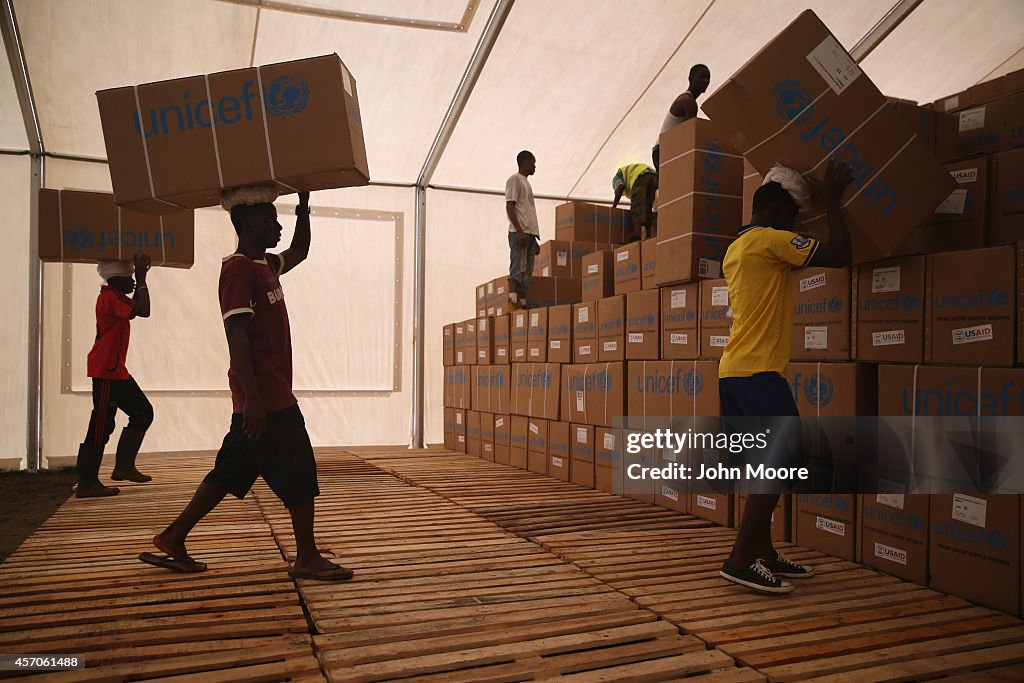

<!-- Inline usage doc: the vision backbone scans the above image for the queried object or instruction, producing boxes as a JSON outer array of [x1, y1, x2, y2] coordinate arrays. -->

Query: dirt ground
[[0, 468, 77, 562]]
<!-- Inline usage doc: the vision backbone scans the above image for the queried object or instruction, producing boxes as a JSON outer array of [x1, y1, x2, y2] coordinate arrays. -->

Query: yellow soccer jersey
[[719, 226, 819, 378]]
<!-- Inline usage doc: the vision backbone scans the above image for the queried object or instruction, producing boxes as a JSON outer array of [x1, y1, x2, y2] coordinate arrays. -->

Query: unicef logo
[[263, 76, 310, 118], [836, 497, 850, 513], [828, 297, 842, 313], [63, 228, 94, 252], [771, 80, 813, 124], [805, 376, 833, 407], [595, 370, 610, 391], [988, 289, 1009, 306], [540, 371, 552, 389], [988, 530, 1007, 550], [701, 144, 723, 174], [907, 513, 924, 530], [686, 310, 696, 321], [646, 314, 655, 325], [903, 294, 919, 310], [684, 370, 703, 396]]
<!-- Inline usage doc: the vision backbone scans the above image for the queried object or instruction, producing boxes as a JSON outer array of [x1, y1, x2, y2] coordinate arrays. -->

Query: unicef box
[[38, 189, 194, 268], [97, 54, 368, 214], [702, 10, 954, 263]]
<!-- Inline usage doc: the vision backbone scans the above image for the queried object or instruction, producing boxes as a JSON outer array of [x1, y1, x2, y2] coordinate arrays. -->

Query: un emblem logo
[[771, 80, 812, 124], [828, 297, 842, 313], [63, 228, 94, 252], [263, 76, 310, 118], [806, 376, 833, 407], [907, 513, 924, 530], [684, 370, 703, 396], [988, 530, 1007, 551], [836, 496, 850, 513], [903, 294, 919, 310]]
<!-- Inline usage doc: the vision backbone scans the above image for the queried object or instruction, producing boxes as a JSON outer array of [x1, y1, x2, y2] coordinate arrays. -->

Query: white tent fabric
[[1, 0, 1022, 468]]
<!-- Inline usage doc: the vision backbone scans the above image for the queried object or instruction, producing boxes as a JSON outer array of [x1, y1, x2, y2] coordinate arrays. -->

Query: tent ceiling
[[5, 0, 1023, 194]]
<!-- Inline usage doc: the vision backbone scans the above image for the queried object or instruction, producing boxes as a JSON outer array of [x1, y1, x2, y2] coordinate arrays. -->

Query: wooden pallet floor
[[0, 452, 323, 682], [252, 450, 756, 682], [355, 448, 1024, 682]]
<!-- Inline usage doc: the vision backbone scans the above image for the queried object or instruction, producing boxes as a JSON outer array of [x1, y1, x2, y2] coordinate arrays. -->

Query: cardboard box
[[454, 409, 467, 453], [454, 322, 467, 366], [510, 362, 560, 420], [467, 411, 481, 457], [494, 315, 510, 364], [38, 189, 194, 267], [791, 267, 851, 361], [699, 279, 732, 359], [852, 256, 927, 363], [442, 324, 455, 366], [595, 427, 620, 495], [464, 320, 478, 365], [893, 158, 990, 256], [613, 243, 642, 294], [691, 492, 733, 526], [493, 414, 511, 465], [490, 364, 512, 415], [598, 295, 626, 361], [563, 363, 626, 427], [737, 493, 790, 542], [547, 305, 572, 363], [926, 246, 1016, 366], [548, 421, 571, 482], [582, 251, 615, 302], [859, 493, 929, 585], [625, 290, 660, 360], [443, 366, 471, 409], [556, 202, 630, 244], [510, 415, 529, 469], [889, 100, 958, 162], [477, 316, 494, 365], [1004, 90, 1024, 153], [641, 237, 658, 290], [654, 234, 733, 286], [480, 412, 495, 462], [570, 424, 595, 488], [527, 307, 548, 363], [990, 148, 1024, 246], [443, 408, 455, 450], [795, 494, 857, 560], [741, 159, 761, 225], [627, 360, 720, 418], [657, 117, 744, 240], [955, 98, 1006, 158], [1020, 243, 1024, 366], [490, 277, 510, 315], [527, 277, 582, 308], [534, 240, 609, 278], [471, 366, 488, 412], [661, 284, 700, 359], [510, 310, 530, 363], [702, 11, 956, 260], [572, 302, 599, 362], [930, 494, 1021, 616], [98, 54, 368, 214], [527, 418, 548, 475], [476, 283, 488, 319]]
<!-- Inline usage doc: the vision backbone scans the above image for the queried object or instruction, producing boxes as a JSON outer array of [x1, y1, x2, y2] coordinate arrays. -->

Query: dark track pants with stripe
[[83, 376, 154, 448]]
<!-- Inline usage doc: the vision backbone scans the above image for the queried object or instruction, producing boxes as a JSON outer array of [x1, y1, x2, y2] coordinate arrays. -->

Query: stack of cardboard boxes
[[444, 11, 1024, 617]]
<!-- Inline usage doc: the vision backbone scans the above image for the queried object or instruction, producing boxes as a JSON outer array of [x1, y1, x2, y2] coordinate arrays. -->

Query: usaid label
[[874, 542, 908, 566], [710, 335, 730, 348], [816, 516, 846, 537], [628, 333, 644, 344], [551, 456, 564, 468], [670, 333, 689, 345], [951, 168, 978, 184], [952, 324, 993, 345], [872, 329, 905, 347], [587, 264, 600, 275], [800, 273, 827, 292], [696, 494, 717, 510], [661, 485, 679, 501]]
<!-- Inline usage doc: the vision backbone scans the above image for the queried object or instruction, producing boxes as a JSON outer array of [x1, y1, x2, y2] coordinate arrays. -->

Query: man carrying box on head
[[141, 187, 352, 582], [76, 253, 155, 497], [612, 163, 658, 241], [506, 150, 540, 310], [717, 159, 852, 594]]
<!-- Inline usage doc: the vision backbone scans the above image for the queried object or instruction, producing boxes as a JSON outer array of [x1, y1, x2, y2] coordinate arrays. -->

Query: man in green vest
[[613, 163, 658, 241]]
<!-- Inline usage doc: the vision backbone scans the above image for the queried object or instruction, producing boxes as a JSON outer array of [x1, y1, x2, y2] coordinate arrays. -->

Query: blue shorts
[[719, 372, 804, 478]]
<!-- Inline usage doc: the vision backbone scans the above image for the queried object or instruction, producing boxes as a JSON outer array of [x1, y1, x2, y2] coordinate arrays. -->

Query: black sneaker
[[765, 553, 815, 578], [720, 559, 793, 594]]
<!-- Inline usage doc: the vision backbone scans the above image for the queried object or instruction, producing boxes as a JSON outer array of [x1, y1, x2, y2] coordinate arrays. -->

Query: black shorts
[[203, 403, 319, 508], [720, 372, 804, 487]]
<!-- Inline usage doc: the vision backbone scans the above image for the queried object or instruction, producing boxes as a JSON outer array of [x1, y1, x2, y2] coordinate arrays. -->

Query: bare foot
[[153, 532, 207, 571]]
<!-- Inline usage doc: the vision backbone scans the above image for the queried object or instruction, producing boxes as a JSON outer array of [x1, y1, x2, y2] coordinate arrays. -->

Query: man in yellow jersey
[[612, 163, 658, 241], [718, 158, 853, 594]]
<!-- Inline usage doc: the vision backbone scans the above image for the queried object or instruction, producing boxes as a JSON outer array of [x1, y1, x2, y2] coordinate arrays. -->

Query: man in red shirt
[[142, 189, 351, 581], [76, 253, 154, 498]]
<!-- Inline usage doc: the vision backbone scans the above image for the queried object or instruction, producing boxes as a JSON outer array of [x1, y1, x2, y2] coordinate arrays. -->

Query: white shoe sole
[[772, 567, 815, 578], [720, 570, 794, 594]]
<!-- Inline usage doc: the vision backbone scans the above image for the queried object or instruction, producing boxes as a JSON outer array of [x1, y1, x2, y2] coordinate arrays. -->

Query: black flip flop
[[289, 565, 354, 582], [138, 551, 207, 574]]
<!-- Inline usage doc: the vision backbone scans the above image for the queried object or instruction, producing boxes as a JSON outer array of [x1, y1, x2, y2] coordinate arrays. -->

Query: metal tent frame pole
[[850, 0, 924, 62], [1, 0, 44, 473], [410, 0, 514, 449]]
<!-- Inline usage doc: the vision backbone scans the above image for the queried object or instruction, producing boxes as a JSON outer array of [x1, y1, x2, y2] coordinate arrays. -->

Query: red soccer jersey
[[219, 253, 296, 414], [87, 286, 136, 380]]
